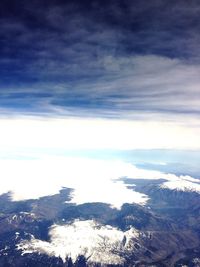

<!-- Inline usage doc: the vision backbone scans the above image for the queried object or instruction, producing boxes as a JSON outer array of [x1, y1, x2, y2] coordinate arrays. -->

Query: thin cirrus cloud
[[0, 55, 200, 123], [0, 0, 199, 120]]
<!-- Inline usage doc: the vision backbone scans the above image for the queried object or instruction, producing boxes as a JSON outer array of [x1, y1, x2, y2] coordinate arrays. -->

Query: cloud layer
[[0, 155, 199, 208], [0, 117, 199, 150]]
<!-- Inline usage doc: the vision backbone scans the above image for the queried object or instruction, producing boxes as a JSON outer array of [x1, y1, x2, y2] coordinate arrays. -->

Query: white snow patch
[[161, 178, 200, 193], [17, 220, 139, 265]]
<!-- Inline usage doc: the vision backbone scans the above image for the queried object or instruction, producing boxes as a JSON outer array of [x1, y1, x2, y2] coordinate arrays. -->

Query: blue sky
[[0, 0, 200, 120]]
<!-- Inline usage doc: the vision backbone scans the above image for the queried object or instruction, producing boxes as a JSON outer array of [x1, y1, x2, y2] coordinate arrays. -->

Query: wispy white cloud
[[1, 55, 200, 123]]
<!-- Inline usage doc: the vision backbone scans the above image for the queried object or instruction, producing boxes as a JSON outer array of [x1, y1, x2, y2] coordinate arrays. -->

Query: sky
[[0, 0, 200, 204], [0, 0, 199, 120], [0, 0, 200, 149]]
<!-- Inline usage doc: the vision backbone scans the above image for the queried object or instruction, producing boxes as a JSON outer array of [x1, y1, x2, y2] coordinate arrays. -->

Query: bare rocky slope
[[0, 182, 199, 267]]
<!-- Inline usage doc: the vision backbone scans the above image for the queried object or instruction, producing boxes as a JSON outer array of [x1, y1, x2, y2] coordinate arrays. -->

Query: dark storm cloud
[[0, 0, 200, 117]]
